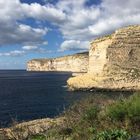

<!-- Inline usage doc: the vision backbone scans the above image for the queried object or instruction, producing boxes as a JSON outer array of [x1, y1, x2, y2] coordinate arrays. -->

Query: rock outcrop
[[67, 25, 140, 91], [0, 117, 65, 140], [27, 52, 88, 72]]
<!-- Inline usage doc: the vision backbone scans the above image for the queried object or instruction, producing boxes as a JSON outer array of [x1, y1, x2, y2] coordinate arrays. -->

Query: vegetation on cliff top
[[45, 92, 140, 140]]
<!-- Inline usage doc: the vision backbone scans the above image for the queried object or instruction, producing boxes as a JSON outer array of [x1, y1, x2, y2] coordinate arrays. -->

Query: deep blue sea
[[0, 70, 89, 127]]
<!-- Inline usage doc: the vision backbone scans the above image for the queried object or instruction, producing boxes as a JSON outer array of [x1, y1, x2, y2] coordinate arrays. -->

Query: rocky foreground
[[0, 117, 65, 140]]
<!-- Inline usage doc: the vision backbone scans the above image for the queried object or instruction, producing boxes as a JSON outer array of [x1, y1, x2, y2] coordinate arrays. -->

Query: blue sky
[[0, 0, 140, 69]]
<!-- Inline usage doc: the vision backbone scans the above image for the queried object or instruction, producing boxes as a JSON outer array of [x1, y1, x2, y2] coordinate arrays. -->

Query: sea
[[0, 70, 90, 127], [0, 70, 132, 128]]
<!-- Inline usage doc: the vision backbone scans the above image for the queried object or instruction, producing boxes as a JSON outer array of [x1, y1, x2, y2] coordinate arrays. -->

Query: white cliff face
[[27, 52, 89, 73], [27, 25, 140, 91], [67, 25, 140, 91], [89, 37, 112, 75]]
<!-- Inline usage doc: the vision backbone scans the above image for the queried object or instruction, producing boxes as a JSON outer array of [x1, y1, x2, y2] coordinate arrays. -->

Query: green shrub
[[58, 127, 73, 136], [107, 100, 127, 121], [127, 93, 140, 122], [83, 106, 99, 123], [92, 129, 130, 140], [29, 134, 46, 140], [107, 93, 140, 123]]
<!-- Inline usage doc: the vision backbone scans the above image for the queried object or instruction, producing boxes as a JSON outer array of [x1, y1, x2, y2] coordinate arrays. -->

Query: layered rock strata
[[27, 52, 88, 72], [67, 25, 140, 91]]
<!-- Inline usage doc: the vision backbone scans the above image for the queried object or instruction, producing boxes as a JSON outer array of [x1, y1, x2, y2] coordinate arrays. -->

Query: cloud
[[22, 45, 38, 50], [0, 0, 66, 23], [22, 45, 51, 53], [0, 50, 25, 57], [56, 0, 140, 50], [0, 46, 52, 57], [0, 21, 48, 46], [0, 0, 140, 51], [60, 40, 90, 51], [0, 0, 59, 46], [22, 2, 66, 23], [0, 42, 54, 57], [0, 44, 51, 57]]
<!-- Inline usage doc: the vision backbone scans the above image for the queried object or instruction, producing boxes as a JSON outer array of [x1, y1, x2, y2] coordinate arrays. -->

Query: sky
[[0, 0, 140, 69]]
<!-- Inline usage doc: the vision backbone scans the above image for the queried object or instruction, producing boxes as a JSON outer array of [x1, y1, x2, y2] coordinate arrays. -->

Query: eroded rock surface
[[0, 117, 65, 140], [27, 52, 88, 72], [67, 25, 140, 91]]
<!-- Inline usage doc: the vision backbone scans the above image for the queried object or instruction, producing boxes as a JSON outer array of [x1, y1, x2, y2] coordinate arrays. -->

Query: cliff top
[[28, 52, 88, 62], [91, 25, 140, 44], [91, 34, 113, 44]]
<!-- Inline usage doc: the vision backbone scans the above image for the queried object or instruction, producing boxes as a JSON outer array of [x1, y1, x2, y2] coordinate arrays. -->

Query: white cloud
[[0, 0, 23, 22], [0, 0, 140, 51], [42, 41, 48, 45], [60, 40, 90, 51], [0, 22, 47, 46], [0, 45, 52, 57], [0, 50, 25, 57], [0, 0, 58, 46], [10, 50, 25, 56], [22, 45, 38, 50], [22, 45, 50, 53], [22, 2, 66, 23], [56, 0, 140, 50]]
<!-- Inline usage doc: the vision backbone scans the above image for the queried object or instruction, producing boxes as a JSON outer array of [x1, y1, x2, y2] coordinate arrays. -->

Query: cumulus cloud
[[0, 0, 140, 51], [0, 21, 48, 47], [60, 40, 90, 51], [57, 0, 140, 50], [22, 2, 66, 23], [0, 22, 48, 46], [0, 0, 55, 46]]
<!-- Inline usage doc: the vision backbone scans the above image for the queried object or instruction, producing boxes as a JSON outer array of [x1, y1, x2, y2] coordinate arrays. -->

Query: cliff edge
[[67, 25, 140, 91], [27, 52, 88, 72]]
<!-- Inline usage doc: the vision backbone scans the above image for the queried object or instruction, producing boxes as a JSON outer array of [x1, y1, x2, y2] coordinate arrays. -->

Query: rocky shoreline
[[0, 117, 65, 140]]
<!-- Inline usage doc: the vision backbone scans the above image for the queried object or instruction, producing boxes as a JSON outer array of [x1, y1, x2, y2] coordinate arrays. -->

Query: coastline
[[1, 91, 140, 140]]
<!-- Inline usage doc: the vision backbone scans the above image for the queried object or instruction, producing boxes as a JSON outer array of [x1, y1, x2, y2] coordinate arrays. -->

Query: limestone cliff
[[27, 52, 88, 72], [67, 25, 140, 91]]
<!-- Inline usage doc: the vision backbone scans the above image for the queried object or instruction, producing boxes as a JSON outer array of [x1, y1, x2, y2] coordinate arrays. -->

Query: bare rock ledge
[[0, 117, 65, 140]]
